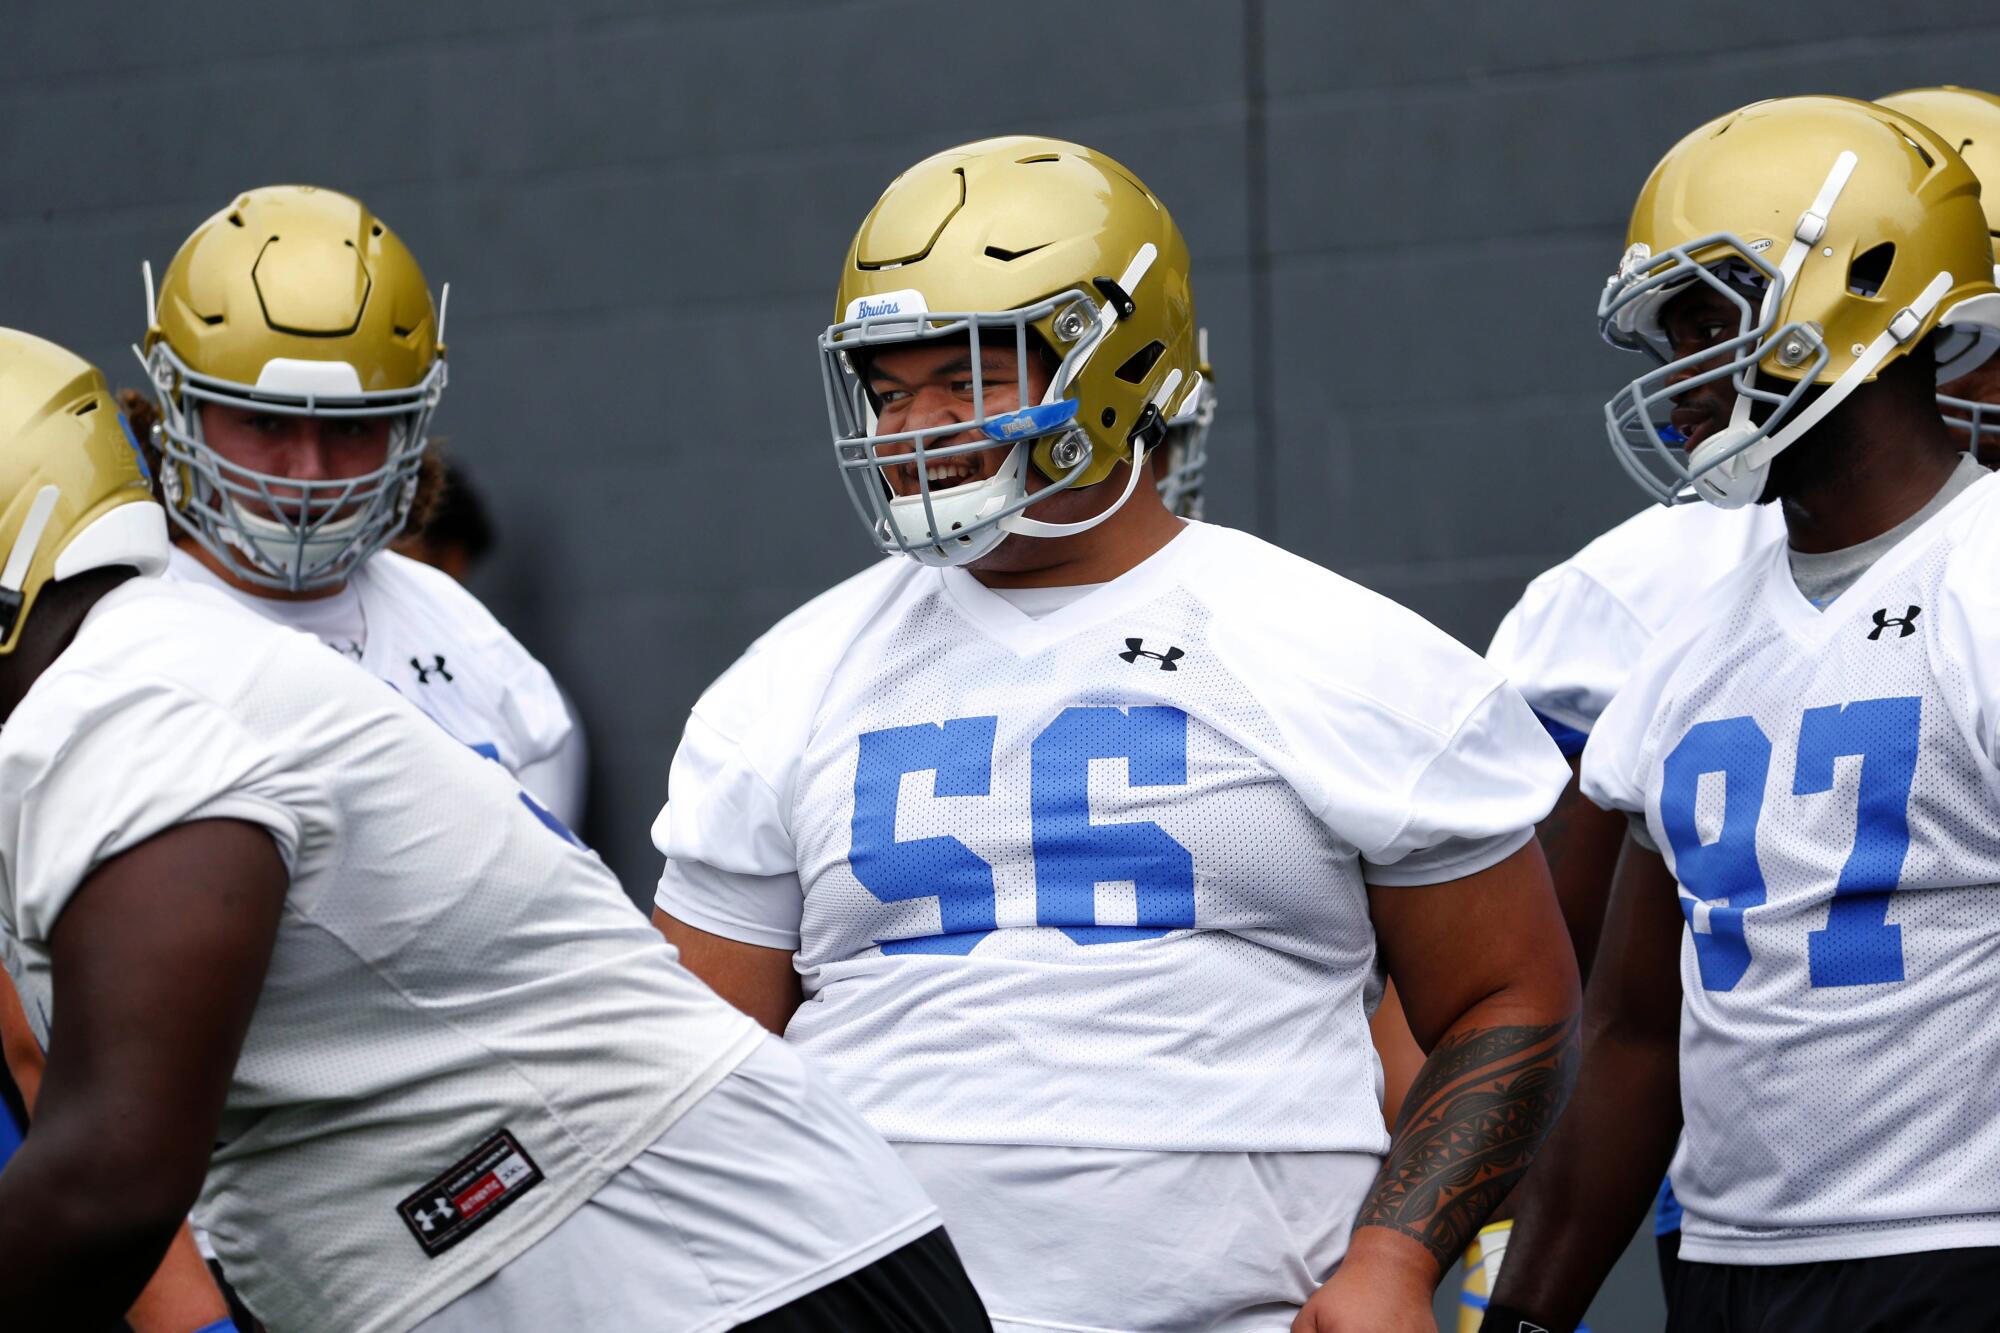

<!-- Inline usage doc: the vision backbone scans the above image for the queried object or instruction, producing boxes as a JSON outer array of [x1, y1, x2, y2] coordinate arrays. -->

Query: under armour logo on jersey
[[1118, 638, 1184, 670], [412, 1198, 456, 1232], [1867, 605, 1921, 640], [410, 654, 453, 684]]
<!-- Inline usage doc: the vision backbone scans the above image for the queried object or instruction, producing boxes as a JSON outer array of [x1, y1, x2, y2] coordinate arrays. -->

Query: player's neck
[[968, 487, 1186, 590], [0, 569, 132, 722], [1776, 398, 1963, 556]]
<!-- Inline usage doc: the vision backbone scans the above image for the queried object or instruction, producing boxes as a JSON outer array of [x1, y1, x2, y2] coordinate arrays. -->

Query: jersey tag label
[[396, 1128, 544, 1259]]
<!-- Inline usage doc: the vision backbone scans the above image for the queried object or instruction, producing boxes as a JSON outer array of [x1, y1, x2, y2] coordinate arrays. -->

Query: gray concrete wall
[[10, 5, 2000, 1326]]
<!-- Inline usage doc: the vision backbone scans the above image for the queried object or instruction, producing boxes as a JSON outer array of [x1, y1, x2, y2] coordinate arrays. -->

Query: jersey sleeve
[[1198, 541, 1569, 880], [1486, 565, 1655, 754], [1358, 682, 1567, 884], [0, 673, 317, 946], [650, 697, 807, 948]]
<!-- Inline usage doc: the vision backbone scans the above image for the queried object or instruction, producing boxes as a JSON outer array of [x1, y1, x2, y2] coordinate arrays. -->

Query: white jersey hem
[[365, 1024, 764, 1333], [696, 1210, 944, 1333], [1678, 1216, 2000, 1266]]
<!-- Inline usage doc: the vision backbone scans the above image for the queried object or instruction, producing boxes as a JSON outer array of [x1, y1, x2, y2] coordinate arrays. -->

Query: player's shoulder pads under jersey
[[356, 550, 573, 767], [1176, 524, 1569, 861], [1489, 500, 1785, 746], [654, 556, 927, 866]]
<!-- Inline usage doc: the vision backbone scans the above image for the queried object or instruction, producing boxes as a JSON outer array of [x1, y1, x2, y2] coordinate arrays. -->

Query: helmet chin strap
[[1688, 151, 1858, 508], [1694, 268, 1955, 507], [1007, 367, 1182, 540], [1005, 435, 1151, 539]]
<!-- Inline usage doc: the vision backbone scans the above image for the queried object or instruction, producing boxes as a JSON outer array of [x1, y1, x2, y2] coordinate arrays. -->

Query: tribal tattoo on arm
[[1355, 1017, 1580, 1269]]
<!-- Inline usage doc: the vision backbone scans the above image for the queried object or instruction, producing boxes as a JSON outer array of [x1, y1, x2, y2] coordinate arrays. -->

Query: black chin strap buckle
[[1129, 403, 1167, 456], [1092, 276, 1136, 320]]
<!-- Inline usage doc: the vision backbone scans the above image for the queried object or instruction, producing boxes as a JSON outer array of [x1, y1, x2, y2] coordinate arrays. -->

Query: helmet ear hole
[[1113, 340, 1166, 384], [1848, 243, 1896, 298]]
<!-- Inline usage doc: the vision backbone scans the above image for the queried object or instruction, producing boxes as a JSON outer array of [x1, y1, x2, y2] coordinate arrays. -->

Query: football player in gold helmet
[[136, 185, 585, 831], [655, 136, 1580, 1333], [1488, 96, 2000, 1333], [1477, 85, 2000, 1330]]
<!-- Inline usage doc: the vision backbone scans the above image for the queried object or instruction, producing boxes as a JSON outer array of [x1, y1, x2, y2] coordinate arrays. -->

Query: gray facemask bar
[[1940, 390, 1996, 457], [1598, 235, 1826, 505], [137, 338, 445, 592], [818, 288, 1113, 561]]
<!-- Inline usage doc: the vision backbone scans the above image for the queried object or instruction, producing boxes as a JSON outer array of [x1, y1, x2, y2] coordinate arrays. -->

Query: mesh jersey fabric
[[1583, 469, 2000, 1264], [0, 578, 762, 1333], [165, 546, 583, 828], [1487, 500, 1785, 751], [409, 1037, 942, 1333], [654, 521, 1567, 1154]]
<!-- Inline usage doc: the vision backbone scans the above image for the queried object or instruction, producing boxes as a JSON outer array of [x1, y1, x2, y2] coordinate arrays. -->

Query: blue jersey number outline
[[1658, 695, 1920, 991], [850, 707, 1195, 954]]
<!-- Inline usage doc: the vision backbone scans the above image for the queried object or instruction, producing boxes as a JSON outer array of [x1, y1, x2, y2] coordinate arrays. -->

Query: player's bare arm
[[1294, 839, 1580, 1331], [0, 970, 233, 1333], [1536, 763, 1630, 979], [1483, 834, 1684, 1330], [0, 818, 285, 1326], [653, 911, 802, 1035]]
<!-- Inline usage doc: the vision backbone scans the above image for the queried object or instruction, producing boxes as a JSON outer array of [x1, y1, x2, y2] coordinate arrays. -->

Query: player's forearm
[[1348, 998, 1579, 1288], [1484, 1021, 1680, 1331], [0, 1128, 198, 1324]]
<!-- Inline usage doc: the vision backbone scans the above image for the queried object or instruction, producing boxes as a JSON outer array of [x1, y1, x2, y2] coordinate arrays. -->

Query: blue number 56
[[849, 707, 1196, 955]]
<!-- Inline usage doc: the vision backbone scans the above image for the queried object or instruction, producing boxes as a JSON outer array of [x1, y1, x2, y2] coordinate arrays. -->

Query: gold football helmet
[[1877, 85, 2000, 457], [138, 185, 447, 590], [1600, 96, 2000, 506], [819, 136, 1200, 565], [0, 330, 168, 652]]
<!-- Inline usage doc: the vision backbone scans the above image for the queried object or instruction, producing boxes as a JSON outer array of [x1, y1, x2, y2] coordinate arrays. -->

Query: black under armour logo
[[1118, 638, 1184, 670], [410, 654, 453, 684], [1867, 605, 1921, 641]]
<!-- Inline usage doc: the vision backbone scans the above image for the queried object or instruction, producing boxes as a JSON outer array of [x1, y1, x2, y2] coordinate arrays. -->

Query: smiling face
[[864, 336, 1056, 497]]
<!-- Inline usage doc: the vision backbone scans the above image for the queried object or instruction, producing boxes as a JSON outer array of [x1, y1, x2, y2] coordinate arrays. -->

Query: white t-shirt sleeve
[[0, 673, 311, 945], [1358, 682, 1567, 885], [1486, 566, 1653, 754]]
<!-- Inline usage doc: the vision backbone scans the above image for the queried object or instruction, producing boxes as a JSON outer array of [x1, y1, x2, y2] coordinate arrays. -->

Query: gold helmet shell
[[0, 330, 168, 653], [820, 137, 1199, 565], [138, 185, 447, 592], [1599, 95, 2000, 507], [145, 185, 441, 391], [1876, 85, 2000, 267]]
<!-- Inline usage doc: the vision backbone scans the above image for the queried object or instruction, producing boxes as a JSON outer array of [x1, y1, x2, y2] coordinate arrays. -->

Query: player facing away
[[651, 135, 1581, 1333], [134, 185, 586, 831], [1474, 84, 2000, 1321], [1481, 96, 2000, 1333], [0, 332, 985, 1332]]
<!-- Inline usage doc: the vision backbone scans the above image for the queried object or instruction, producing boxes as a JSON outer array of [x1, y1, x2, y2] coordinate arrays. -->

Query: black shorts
[[735, 1227, 991, 1332], [1665, 1245, 2000, 1333]]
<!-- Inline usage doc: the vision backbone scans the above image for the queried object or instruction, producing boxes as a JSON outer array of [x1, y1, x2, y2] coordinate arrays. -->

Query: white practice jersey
[[165, 547, 585, 829], [1583, 472, 2000, 1264], [1489, 501, 1785, 754], [0, 579, 761, 1333]]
